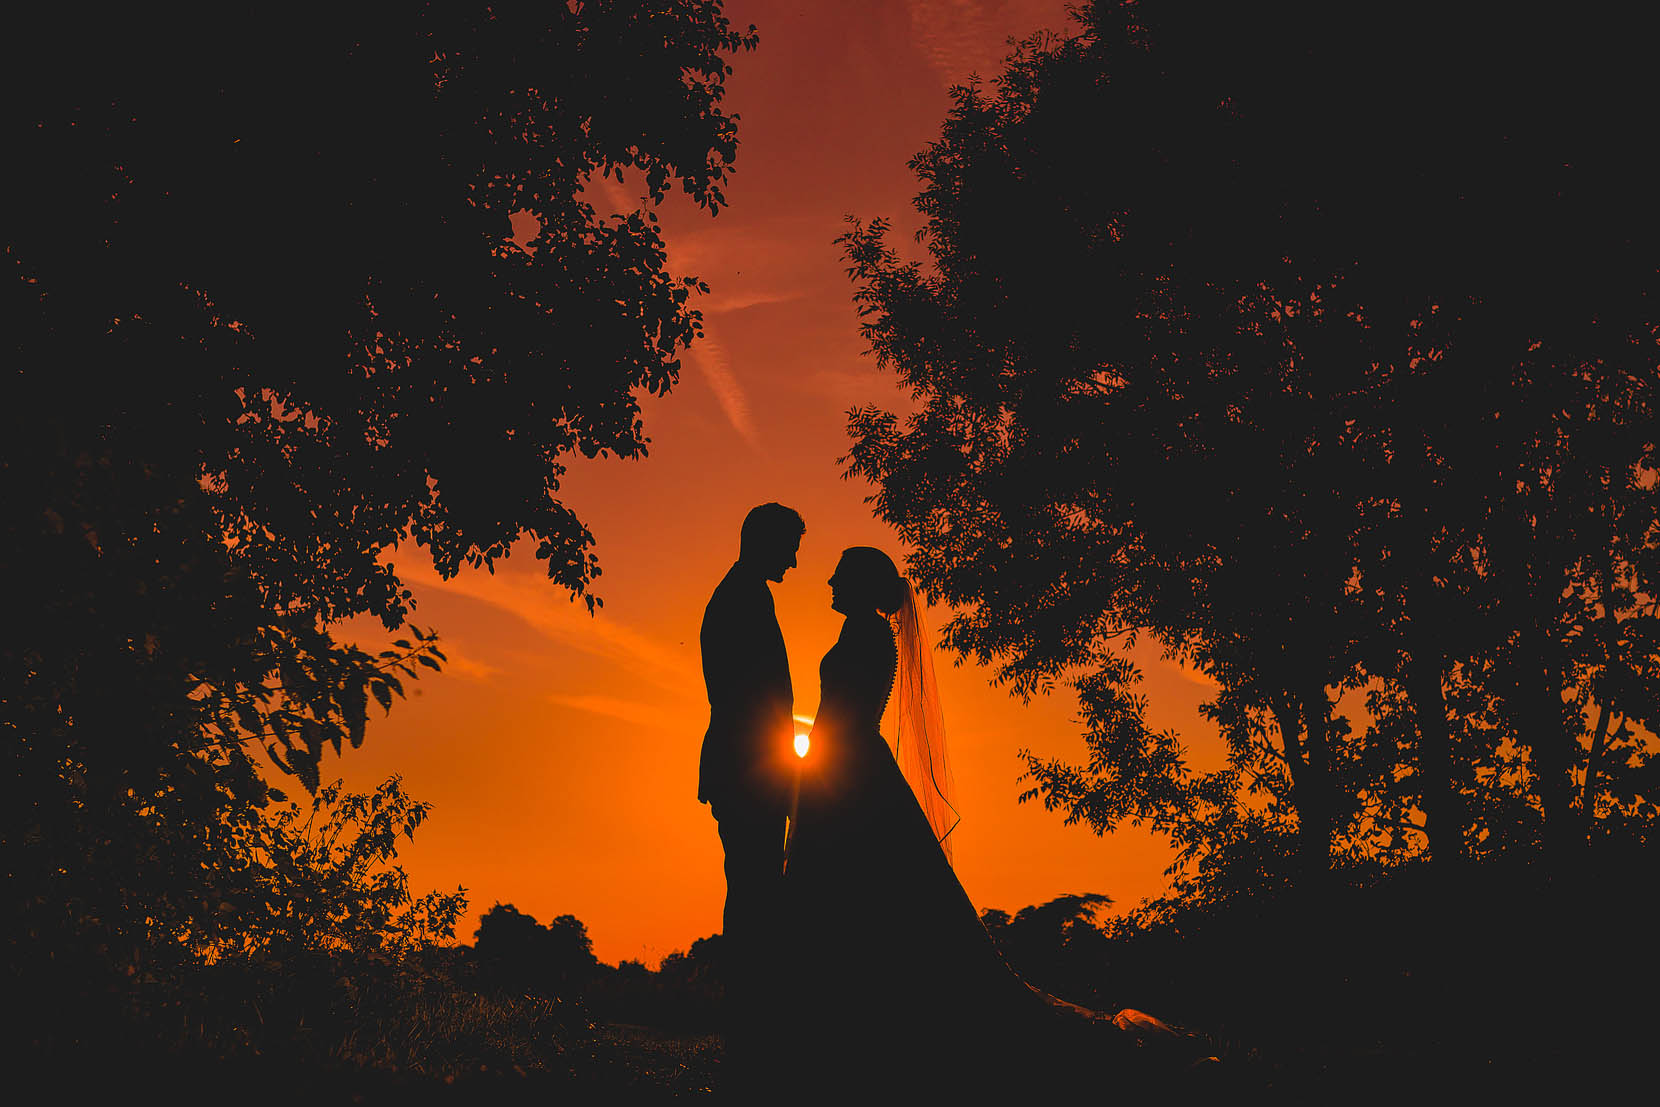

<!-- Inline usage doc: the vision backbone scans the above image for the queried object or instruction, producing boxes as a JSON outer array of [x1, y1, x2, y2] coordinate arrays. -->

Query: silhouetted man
[[699, 501, 803, 1085]]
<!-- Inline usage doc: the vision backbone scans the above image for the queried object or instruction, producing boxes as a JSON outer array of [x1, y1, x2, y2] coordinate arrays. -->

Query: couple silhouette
[[698, 504, 1061, 1098]]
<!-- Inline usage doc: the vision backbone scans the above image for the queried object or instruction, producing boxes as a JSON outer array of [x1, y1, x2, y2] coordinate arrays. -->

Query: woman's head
[[829, 546, 907, 616]]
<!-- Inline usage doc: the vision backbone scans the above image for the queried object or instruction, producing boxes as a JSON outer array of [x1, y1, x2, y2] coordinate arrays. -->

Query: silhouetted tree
[[659, 933, 727, 994], [583, 933, 725, 1031], [839, 1, 1657, 890], [3, 0, 757, 1033], [981, 894, 1112, 1005], [546, 914, 603, 989], [475, 904, 601, 997]]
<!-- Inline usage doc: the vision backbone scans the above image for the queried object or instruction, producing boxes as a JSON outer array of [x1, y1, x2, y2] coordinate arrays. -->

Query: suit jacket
[[699, 562, 793, 817]]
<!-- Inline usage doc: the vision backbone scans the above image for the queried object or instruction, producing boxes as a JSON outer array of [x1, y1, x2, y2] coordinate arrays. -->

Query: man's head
[[739, 502, 806, 583]]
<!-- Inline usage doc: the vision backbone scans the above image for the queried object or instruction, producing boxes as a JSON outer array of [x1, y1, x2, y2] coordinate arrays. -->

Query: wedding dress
[[781, 599, 1056, 1095]]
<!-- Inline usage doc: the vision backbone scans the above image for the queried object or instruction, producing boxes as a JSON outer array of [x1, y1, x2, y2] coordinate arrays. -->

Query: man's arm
[[700, 581, 749, 717]]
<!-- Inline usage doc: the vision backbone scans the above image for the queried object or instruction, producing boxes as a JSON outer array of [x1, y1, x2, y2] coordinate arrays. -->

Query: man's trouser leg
[[717, 811, 783, 1089]]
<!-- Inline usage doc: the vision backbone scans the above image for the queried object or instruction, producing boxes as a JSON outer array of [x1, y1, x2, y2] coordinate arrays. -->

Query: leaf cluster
[[3, 0, 755, 1041], [473, 902, 603, 998], [839, 1, 1660, 886]]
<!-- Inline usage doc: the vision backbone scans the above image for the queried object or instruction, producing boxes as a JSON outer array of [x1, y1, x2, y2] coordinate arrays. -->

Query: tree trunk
[[1271, 700, 1323, 880], [1527, 640, 1572, 872], [1580, 700, 1612, 839], [1405, 637, 1465, 866], [1298, 692, 1333, 878]]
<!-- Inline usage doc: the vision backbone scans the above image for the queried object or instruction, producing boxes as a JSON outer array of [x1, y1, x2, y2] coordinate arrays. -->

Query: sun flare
[[794, 733, 811, 758]]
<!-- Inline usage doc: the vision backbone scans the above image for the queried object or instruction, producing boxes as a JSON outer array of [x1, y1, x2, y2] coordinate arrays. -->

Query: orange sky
[[335, 0, 1226, 967]]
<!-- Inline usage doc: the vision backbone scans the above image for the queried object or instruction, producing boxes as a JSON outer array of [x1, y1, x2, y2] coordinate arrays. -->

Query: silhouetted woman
[[781, 547, 1055, 1096]]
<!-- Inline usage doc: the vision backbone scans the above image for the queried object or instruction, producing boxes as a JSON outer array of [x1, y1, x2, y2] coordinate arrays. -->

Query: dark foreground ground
[[26, 1022, 721, 1105], [27, 1013, 1621, 1106]]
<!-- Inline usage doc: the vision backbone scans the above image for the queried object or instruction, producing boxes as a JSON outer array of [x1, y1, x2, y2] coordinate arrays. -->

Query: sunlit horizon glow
[[330, 0, 1217, 969]]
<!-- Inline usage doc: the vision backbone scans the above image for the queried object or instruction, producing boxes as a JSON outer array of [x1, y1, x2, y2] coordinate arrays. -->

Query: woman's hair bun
[[841, 546, 908, 616], [878, 572, 909, 617]]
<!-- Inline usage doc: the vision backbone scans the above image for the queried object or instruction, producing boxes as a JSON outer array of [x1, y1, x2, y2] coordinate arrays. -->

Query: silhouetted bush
[[470, 903, 726, 1033], [1074, 848, 1658, 1096], [474, 903, 603, 999], [586, 935, 727, 1032], [981, 894, 1115, 1009]]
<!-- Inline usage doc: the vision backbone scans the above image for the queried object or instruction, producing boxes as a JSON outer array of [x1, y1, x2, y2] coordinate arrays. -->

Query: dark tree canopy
[[980, 894, 1113, 1006], [474, 903, 601, 997], [841, 0, 1658, 889], [3, 1, 756, 1021], [8, 2, 756, 612]]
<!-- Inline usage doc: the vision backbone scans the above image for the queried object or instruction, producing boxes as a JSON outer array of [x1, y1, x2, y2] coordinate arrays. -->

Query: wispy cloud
[[800, 366, 895, 403], [570, 169, 791, 451], [396, 561, 696, 692], [580, 171, 644, 220], [700, 288, 802, 314], [1153, 654, 1221, 692], [906, 0, 1064, 87], [439, 647, 501, 682], [908, 0, 1000, 84], [685, 328, 760, 449], [548, 692, 670, 729]]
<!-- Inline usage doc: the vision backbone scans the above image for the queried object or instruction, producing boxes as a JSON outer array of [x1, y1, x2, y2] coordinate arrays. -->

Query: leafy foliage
[[471, 903, 726, 1032], [588, 935, 727, 1033], [19, 774, 467, 1061], [980, 893, 1113, 1006], [3, 0, 757, 1053], [838, 0, 1659, 884], [475, 902, 603, 998], [247, 776, 468, 960]]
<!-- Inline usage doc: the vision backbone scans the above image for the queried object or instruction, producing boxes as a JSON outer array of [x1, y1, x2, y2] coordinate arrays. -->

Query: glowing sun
[[794, 733, 811, 758]]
